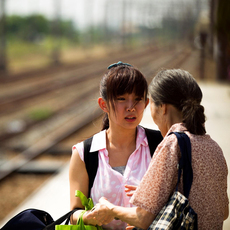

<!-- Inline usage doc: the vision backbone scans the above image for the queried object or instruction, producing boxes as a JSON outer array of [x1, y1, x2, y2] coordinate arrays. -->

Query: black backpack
[[84, 127, 163, 197], [0, 208, 77, 230]]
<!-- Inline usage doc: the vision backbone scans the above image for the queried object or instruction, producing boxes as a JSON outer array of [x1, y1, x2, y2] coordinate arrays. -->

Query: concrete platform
[[1, 81, 230, 229]]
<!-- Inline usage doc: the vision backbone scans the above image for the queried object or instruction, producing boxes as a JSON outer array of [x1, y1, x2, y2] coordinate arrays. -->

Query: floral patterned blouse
[[130, 123, 229, 230]]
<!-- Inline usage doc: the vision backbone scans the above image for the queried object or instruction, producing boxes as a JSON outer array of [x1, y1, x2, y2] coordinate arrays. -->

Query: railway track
[[0, 45, 174, 142], [0, 44, 193, 182]]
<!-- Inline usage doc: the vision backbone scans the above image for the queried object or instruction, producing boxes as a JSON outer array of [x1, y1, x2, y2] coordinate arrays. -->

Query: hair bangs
[[111, 67, 147, 98]]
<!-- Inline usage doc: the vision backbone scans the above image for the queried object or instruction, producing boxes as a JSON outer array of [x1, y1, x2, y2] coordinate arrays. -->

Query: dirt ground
[[0, 173, 51, 220]]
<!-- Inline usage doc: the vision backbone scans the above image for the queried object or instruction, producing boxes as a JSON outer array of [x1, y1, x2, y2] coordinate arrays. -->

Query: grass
[[7, 38, 53, 73], [5, 37, 116, 74], [28, 108, 53, 121]]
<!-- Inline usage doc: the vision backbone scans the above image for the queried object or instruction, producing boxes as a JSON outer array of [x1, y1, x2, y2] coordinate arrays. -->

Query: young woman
[[87, 69, 229, 230], [69, 61, 162, 229]]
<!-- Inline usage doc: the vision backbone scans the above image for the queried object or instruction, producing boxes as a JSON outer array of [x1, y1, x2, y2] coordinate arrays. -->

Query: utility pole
[[52, 0, 61, 65], [121, 0, 127, 48], [103, 0, 109, 45], [196, 0, 201, 20], [84, 0, 94, 46], [209, 0, 215, 56], [0, 0, 7, 75]]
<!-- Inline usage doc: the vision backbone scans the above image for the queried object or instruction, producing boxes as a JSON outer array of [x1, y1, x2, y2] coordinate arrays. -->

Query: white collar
[[90, 130, 106, 152], [90, 126, 148, 153]]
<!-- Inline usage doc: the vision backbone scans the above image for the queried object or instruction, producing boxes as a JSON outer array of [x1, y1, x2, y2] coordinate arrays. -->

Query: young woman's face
[[108, 92, 148, 130]]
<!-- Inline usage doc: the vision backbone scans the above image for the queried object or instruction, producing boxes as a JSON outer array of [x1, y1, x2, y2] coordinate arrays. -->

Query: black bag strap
[[143, 127, 163, 157], [169, 132, 193, 198], [43, 208, 79, 230], [84, 136, 98, 198], [84, 128, 163, 198]]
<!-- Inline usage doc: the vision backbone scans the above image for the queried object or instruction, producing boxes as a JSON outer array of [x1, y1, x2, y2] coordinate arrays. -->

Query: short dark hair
[[149, 69, 206, 135]]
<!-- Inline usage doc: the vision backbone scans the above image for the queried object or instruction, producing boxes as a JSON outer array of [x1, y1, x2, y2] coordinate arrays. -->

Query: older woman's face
[[149, 98, 167, 136], [150, 98, 160, 126]]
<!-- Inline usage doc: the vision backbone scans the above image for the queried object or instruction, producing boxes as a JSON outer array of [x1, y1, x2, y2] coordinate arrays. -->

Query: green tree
[[6, 14, 79, 43], [6, 15, 49, 42]]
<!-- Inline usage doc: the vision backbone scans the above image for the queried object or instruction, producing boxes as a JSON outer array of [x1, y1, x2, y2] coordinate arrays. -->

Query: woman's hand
[[82, 210, 100, 226], [125, 184, 137, 197], [85, 198, 115, 226], [71, 209, 101, 226]]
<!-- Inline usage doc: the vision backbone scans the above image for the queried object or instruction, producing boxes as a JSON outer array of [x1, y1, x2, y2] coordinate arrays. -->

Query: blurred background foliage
[[0, 0, 229, 80], [6, 15, 77, 42]]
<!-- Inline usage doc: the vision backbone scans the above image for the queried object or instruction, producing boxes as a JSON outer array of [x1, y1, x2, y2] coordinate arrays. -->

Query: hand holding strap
[[43, 208, 79, 230]]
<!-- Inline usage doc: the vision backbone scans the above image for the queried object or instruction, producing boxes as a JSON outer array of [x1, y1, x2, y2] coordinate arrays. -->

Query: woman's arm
[[69, 148, 99, 225], [86, 197, 155, 229], [111, 205, 154, 229]]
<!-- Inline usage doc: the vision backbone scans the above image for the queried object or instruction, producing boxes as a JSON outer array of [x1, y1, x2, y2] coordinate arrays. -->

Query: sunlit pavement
[[1, 81, 230, 229], [201, 82, 230, 229]]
